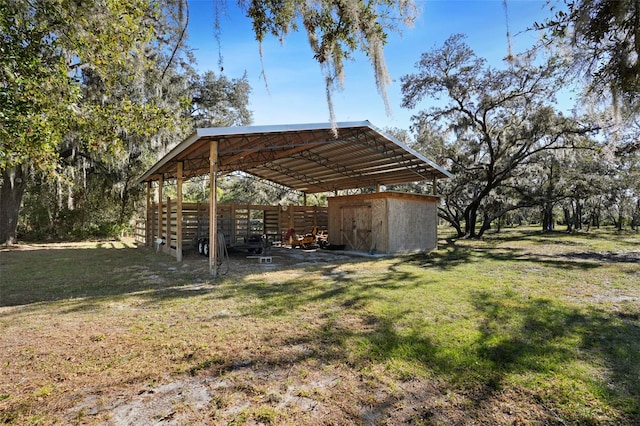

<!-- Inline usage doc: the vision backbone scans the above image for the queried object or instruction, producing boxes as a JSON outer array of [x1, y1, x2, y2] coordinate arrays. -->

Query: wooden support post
[[166, 196, 171, 254], [150, 201, 155, 247], [209, 141, 219, 277], [288, 206, 294, 234], [145, 181, 151, 247], [157, 176, 164, 247], [313, 205, 318, 228], [432, 176, 438, 195], [303, 193, 307, 206], [176, 162, 183, 262], [230, 203, 236, 244]]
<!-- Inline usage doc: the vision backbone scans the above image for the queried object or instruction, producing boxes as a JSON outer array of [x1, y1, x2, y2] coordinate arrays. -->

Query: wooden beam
[[166, 196, 171, 255], [145, 181, 151, 247], [176, 162, 183, 262], [157, 176, 163, 246], [222, 141, 327, 169], [209, 141, 219, 277]]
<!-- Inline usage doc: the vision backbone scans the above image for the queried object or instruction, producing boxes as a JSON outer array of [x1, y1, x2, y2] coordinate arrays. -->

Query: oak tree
[[401, 35, 596, 237]]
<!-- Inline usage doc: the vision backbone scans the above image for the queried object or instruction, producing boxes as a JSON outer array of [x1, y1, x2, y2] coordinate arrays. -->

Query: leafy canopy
[[536, 0, 640, 108], [402, 34, 596, 237], [0, 0, 167, 175]]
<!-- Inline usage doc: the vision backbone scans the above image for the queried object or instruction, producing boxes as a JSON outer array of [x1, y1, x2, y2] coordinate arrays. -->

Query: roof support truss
[[137, 121, 451, 193]]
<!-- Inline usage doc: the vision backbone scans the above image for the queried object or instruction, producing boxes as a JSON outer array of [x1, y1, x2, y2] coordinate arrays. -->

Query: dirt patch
[[65, 368, 560, 425], [72, 378, 211, 425], [184, 245, 377, 278]]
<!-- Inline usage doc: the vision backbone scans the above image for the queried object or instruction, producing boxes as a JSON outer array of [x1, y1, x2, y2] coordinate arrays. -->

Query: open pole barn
[[137, 121, 451, 277]]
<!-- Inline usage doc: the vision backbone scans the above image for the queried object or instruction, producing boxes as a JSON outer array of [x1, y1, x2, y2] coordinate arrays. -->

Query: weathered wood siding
[[144, 202, 328, 255], [328, 192, 439, 254], [386, 196, 437, 253]]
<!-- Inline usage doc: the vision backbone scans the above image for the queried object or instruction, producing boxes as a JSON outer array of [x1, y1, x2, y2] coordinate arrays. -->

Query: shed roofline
[[137, 130, 200, 184], [195, 120, 373, 138], [137, 120, 452, 185], [365, 121, 452, 179]]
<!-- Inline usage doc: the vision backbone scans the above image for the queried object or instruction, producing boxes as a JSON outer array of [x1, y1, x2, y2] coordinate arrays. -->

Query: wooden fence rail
[[138, 202, 328, 260]]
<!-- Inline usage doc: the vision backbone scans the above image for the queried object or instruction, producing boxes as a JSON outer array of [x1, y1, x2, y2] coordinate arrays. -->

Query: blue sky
[[186, 0, 562, 131]]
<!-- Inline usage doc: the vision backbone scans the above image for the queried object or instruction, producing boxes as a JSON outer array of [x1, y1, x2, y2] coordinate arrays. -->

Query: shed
[[137, 121, 451, 275], [328, 192, 439, 254]]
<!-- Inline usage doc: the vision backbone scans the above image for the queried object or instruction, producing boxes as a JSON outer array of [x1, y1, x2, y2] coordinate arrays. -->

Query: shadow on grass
[[4, 231, 638, 424], [483, 228, 640, 250], [187, 279, 640, 424], [4, 228, 634, 309], [0, 243, 388, 310], [190, 243, 639, 424], [220, 259, 430, 319], [0, 246, 205, 308], [404, 236, 633, 272], [323, 294, 637, 423], [468, 290, 640, 424]]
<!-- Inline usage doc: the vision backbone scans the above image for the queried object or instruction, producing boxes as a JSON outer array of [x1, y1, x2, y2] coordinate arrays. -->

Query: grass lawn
[[1, 227, 639, 425]]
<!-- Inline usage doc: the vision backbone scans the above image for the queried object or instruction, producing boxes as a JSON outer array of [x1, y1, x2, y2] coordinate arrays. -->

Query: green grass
[[1, 228, 639, 425]]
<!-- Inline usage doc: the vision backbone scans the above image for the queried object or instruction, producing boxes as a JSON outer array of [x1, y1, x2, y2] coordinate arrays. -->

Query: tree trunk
[[118, 177, 131, 225], [464, 204, 479, 238], [450, 221, 464, 238], [575, 201, 582, 230], [542, 203, 554, 232], [593, 210, 600, 228], [563, 207, 573, 233], [438, 207, 464, 238], [477, 213, 492, 238], [618, 212, 624, 231], [0, 165, 29, 244], [632, 199, 640, 231]]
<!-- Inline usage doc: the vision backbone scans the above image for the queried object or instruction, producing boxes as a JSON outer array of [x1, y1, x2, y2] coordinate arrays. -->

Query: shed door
[[340, 204, 372, 251]]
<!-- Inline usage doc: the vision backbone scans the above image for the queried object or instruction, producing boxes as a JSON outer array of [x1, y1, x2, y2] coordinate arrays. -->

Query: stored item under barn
[[137, 121, 451, 276], [140, 201, 328, 257]]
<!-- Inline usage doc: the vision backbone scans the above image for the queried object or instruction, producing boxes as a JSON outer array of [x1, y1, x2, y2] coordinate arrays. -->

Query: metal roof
[[138, 120, 451, 193]]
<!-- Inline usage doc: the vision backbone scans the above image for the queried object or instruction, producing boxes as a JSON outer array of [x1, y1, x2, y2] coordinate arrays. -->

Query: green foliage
[[2, 0, 259, 242], [0, 0, 78, 173], [537, 0, 640, 109], [190, 71, 252, 128], [0, 0, 162, 174], [401, 35, 599, 237], [218, 173, 301, 206], [0, 0, 188, 243], [239, 0, 418, 121]]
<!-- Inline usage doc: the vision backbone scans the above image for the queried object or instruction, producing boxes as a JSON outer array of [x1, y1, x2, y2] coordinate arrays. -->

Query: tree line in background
[[1, 0, 252, 242], [399, 32, 640, 238], [1, 0, 639, 244]]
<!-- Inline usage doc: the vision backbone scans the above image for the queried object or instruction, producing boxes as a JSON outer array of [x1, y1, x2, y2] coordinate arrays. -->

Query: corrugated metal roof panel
[[137, 121, 451, 192]]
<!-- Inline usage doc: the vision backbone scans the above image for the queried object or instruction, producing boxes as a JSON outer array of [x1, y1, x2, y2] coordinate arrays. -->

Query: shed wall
[[328, 192, 438, 254], [386, 197, 437, 253]]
